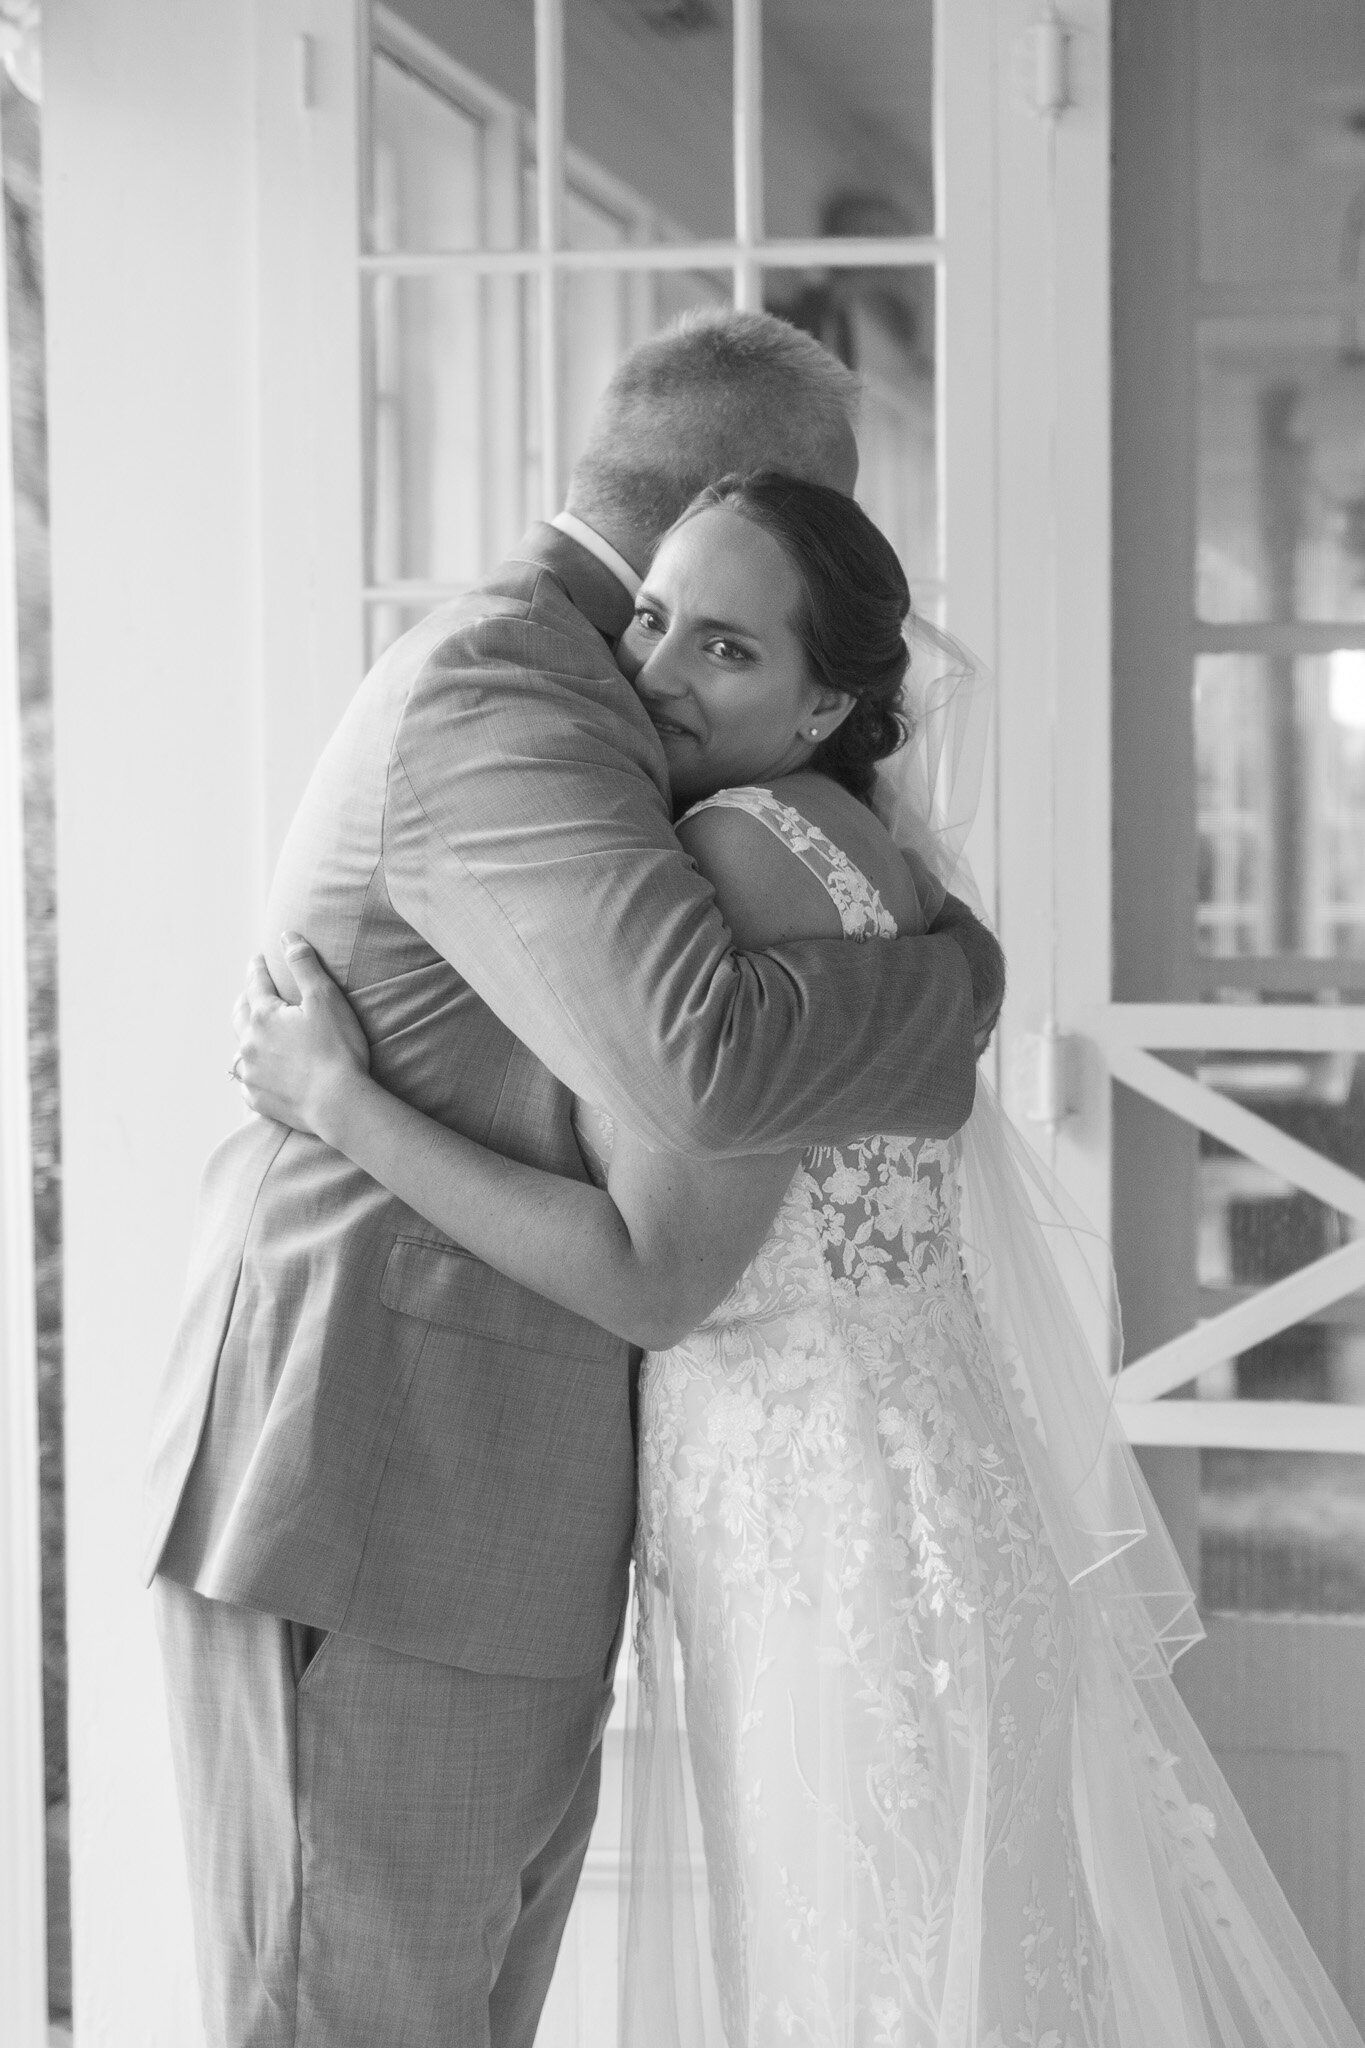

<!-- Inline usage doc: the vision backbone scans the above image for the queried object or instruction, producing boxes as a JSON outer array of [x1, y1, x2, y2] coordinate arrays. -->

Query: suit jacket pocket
[[378, 1235, 620, 1365]]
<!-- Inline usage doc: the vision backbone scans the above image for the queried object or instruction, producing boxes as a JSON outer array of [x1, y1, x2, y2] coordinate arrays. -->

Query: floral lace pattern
[[634, 787, 1110, 2045], [683, 784, 900, 943]]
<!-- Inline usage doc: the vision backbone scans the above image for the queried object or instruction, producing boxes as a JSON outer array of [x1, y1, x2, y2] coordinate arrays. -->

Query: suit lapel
[[511, 522, 636, 645]]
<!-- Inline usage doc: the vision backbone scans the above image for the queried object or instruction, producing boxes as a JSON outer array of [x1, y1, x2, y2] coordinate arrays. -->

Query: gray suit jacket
[[144, 526, 978, 1678]]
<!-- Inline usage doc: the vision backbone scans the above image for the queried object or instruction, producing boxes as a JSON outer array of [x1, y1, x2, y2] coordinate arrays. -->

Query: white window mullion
[[732, 0, 763, 312], [357, 0, 380, 590], [534, 0, 565, 518], [482, 104, 527, 563]]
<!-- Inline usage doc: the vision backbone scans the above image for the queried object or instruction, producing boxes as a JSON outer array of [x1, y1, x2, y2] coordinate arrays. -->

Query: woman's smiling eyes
[[630, 603, 756, 666]]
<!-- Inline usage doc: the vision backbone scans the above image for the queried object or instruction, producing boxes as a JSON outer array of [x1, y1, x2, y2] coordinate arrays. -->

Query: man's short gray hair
[[567, 307, 862, 547]]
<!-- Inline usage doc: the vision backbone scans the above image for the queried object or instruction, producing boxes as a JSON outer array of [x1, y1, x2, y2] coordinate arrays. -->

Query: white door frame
[[990, 0, 1115, 1253]]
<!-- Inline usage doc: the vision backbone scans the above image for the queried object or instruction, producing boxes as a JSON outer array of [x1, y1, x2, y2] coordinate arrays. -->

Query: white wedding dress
[[606, 786, 1363, 2048]]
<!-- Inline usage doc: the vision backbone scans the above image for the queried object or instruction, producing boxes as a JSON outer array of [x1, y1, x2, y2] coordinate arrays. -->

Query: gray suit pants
[[154, 1578, 615, 2048]]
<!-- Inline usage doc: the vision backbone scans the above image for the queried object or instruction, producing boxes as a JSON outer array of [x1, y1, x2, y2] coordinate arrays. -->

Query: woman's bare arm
[[234, 935, 798, 1351], [319, 1064, 795, 1350], [234, 798, 874, 1349]]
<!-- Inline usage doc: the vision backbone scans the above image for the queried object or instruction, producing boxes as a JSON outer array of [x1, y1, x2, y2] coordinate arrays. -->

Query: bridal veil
[[617, 625, 1363, 2048]]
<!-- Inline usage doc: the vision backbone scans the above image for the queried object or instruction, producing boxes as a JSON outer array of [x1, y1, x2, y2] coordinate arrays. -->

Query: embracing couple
[[146, 311, 1363, 2048]]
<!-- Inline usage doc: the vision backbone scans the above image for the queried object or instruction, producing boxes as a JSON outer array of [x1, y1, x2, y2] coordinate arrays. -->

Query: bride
[[231, 473, 1361, 2048]]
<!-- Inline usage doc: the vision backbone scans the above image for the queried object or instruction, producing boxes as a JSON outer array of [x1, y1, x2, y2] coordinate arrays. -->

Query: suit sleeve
[[381, 602, 977, 1155]]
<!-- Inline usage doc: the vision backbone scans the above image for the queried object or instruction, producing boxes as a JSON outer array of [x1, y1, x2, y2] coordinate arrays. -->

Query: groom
[[146, 309, 1004, 2048]]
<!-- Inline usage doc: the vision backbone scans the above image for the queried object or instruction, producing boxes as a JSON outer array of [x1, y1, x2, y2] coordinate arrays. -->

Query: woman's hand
[[231, 933, 371, 1143]]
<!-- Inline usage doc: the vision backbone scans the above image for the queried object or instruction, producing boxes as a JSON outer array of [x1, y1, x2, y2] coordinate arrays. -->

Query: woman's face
[[618, 505, 847, 807]]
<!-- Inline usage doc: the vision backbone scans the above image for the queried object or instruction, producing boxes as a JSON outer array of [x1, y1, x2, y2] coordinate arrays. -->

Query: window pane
[[366, 269, 533, 584], [762, 0, 933, 242], [370, 13, 534, 253], [1198, 317, 1365, 625], [367, 268, 730, 588], [1197, 0, 1365, 290], [1196, 651, 1365, 958], [565, 0, 733, 244], [763, 264, 937, 586]]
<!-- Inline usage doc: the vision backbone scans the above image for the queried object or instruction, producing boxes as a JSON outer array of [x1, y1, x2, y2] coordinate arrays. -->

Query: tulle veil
[[616, 623, 1364, 2048]]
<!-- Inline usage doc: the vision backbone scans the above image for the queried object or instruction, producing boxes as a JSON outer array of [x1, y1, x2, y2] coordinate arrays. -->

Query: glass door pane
[[761, 0, 933, 242], [1196, 0, 1365, 291], [1197, 318, 1365, 628], [762, 263, 937, 587], [1116, 0, 1365, 1613], [565, 0, 734, 242]]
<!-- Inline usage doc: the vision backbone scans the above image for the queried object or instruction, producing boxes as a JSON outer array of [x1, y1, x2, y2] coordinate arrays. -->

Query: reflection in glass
[[1196, 652, 1365, 957], [763, 266, 936, 587], [565, 0, 733, 244], [762, 0, 933, 242], [370, 22, 533, 254], [1197, 319, 1365, 625], [1197, 0, 1365, 291]]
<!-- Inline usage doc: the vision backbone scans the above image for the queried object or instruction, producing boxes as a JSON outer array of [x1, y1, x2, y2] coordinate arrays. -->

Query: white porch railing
[[1098, 1004, 1365, 1454]]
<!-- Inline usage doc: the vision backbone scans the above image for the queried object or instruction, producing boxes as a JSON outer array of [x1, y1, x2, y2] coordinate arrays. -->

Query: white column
[[44, 2, 362, 2037], [992, 0, 1114, 1252]]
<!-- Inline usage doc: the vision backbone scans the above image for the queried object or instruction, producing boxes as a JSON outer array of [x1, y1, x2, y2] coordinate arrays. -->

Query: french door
[[1104, 0, 1365, 2022], [355, 1, 1000, 2037]]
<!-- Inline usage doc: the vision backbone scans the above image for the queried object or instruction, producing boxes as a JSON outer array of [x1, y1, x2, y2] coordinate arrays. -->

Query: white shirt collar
[[550, 510, 641, 599]]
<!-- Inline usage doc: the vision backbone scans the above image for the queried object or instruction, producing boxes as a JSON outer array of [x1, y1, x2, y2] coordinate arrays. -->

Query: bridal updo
[[675, 470, 912, 805]]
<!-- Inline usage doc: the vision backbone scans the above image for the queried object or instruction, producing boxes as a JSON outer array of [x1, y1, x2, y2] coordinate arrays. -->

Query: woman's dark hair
[[675, 469, 912, 804]]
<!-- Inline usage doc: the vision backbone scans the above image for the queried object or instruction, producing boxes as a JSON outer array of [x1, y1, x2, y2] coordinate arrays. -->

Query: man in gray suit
[[146, 310, 1003, 2048]]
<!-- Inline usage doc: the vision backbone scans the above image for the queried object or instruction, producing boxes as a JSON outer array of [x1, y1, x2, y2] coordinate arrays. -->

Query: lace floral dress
[[613, 787, 1363, 2048], [623, 788, 1103, 2046]]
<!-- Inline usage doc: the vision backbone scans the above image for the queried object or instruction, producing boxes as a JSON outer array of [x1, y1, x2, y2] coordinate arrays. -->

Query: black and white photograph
[[4, 2, 1365, 2044]]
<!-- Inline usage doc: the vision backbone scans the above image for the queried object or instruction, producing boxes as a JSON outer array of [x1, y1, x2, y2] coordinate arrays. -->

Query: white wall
[[44, 2, 362, 2037]]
